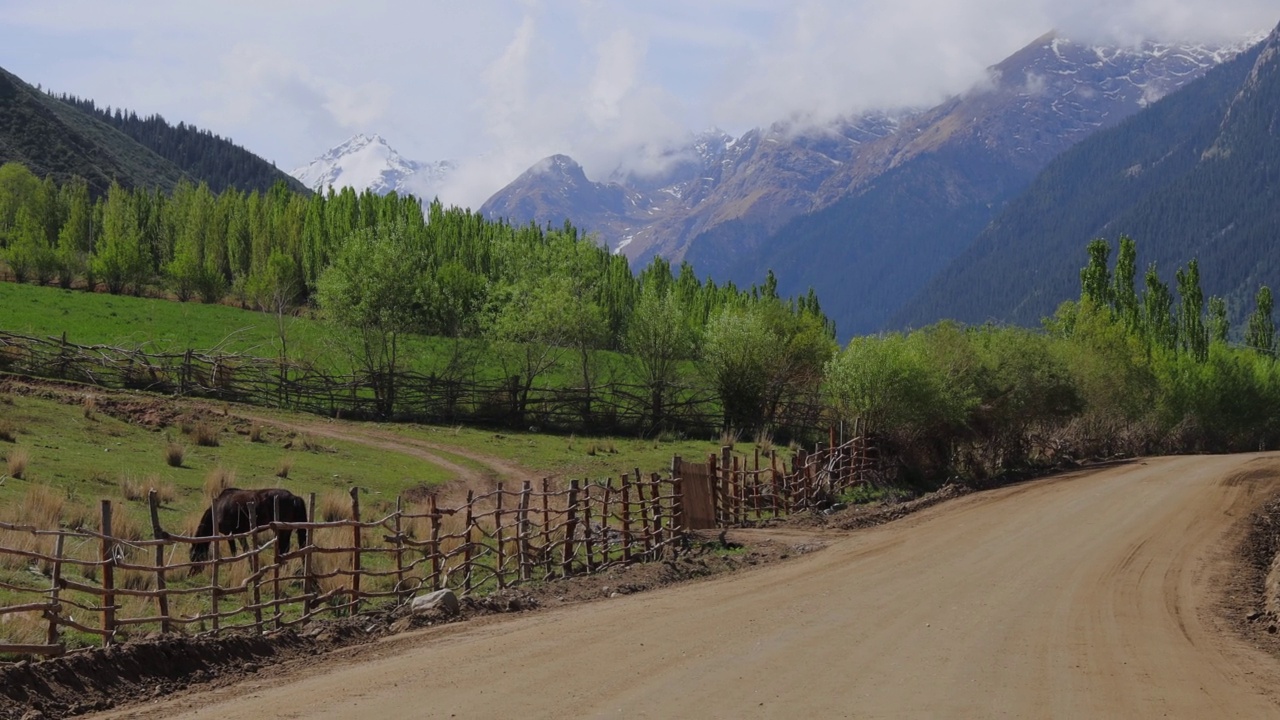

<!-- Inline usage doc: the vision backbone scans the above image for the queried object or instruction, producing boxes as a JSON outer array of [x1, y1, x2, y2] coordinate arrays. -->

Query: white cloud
[[0, 0, 1274, 209]]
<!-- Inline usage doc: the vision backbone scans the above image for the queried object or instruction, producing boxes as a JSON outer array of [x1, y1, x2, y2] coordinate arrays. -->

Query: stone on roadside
[[411, 589, 460, 616]]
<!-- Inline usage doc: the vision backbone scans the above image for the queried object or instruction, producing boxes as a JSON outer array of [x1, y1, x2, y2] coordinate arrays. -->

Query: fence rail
[[0, 433, 881, 658], [0, 330, 828, 436]]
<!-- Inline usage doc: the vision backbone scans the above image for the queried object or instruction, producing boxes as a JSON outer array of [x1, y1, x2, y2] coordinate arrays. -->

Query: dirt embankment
[[79, 454, 1280, 720], [0, 528, 825, 720]]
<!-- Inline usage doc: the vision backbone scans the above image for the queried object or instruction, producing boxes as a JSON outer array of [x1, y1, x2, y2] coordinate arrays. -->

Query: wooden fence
[[0, 432, 882, 658], [0, 331, 828, 436], [0, 473, 687, 657], [675, 424, 881, 528]]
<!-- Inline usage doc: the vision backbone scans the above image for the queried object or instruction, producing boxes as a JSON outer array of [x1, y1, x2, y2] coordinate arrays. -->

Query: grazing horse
[[190, 488, 308, 562]]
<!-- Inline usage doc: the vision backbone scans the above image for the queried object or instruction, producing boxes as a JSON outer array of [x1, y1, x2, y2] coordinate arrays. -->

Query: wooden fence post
[[428, 494, 441, 591], [147, 490, 171, 634], [100, 500, 116, 645], [636, 470, 652, 559], [518, 481, 532, 582], [495, 482, 506, 589], [540, 479, 552, 576], [620, 473, 633, 564], [272, 494, 283, 629], [721, 446, 732, 527], [463, 490, 475, 595], [247, 501, 264, 633], [210, 495, 221, 635], [393, 496, 407, 601], [349, 487, 362, 610], [46, 533, 64, 648], [303, 492, 316, 614], [562, 480, 579, 576], [584, 483, 596, 572]]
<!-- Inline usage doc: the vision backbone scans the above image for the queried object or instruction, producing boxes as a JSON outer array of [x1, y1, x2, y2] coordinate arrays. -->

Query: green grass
[[0, 392, 451, 533], [0, 281, 642, 387], [380, 421, 787, 481]]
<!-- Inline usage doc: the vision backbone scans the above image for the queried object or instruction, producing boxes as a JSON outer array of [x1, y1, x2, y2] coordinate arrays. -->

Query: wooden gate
[[675, 458, 717, 530]]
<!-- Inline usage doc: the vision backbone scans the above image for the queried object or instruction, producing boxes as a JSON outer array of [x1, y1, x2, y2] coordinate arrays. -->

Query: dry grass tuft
[[204, 465, 236, 501], [275, 455, 294, 479], [584, 439, 618, 456], [0, 484, 71, 573], [164, 441, 185, 468], [753, 429, 775, 455], [6, 447, 29, 479], [719, 428, 740, 449], [190, 422, 220, 448], [120, 473, 177, 504], [318, 490, 352, 522], [300, 433, 326, 453], [0, 393, 13, 405], [82, 394, 97, 420], [249, 424, 265, 443], [0, 419, 18, 443]]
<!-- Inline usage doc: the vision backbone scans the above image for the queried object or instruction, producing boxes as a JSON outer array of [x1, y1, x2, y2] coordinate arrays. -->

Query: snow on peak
[[291, 134, 453, 199]]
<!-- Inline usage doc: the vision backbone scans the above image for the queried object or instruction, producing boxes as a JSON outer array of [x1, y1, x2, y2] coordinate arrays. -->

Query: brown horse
[[190, 488, 308, 562]]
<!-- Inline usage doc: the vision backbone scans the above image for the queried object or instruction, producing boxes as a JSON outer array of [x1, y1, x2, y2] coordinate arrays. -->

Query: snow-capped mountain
[[481, 32, 1257, 271], [291, 133, 453, 200]]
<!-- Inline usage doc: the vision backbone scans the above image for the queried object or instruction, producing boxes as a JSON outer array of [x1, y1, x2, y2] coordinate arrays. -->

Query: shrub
[[6, 447, 29, 479], [164, 441, 185, 468], [120, 474, 176, 504], [318, 491, 351, 522], [190, 422, 220, 447], [204, 465, 236, 500]]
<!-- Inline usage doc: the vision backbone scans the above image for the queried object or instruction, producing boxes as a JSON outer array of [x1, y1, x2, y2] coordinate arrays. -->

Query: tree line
[[822, 235, 1279, 485], [0, 162, 835, 431]]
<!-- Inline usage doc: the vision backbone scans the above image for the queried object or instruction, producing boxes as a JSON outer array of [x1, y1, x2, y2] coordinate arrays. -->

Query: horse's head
[[190, 540, 210, 565]]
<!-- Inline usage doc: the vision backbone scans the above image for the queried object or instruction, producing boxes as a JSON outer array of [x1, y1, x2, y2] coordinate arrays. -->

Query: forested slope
[[896, 27, 1279, 330], [56, 95, 308, 195], [0, 66, 187, 195]]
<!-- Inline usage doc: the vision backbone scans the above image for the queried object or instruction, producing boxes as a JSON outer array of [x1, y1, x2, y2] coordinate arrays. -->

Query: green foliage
[[703, 301, 834, 431], [1247, 286, 1274, 354]]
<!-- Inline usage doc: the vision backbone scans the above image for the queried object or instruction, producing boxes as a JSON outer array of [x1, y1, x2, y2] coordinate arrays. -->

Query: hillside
[[0, 66, 186, 195], [685, 34, 1255, 337], [895, 23, 1279, 330], [57, 95, 308, 194]]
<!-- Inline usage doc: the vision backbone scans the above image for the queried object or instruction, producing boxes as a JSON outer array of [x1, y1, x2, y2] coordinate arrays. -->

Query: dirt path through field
[[95, 454, 1280, 718], [237, 412, 540, 489]]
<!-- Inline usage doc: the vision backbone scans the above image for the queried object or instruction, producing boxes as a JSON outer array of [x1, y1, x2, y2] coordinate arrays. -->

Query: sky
[[1, 0, 1276, 208]]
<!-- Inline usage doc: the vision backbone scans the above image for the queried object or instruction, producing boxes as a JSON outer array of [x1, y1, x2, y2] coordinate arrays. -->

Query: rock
[[410, 589, 459, 616], [1248, 610, 1264, 622]]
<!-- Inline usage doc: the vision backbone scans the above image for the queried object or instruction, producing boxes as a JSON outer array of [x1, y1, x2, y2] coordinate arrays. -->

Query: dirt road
[[97, 454, 1280, 719]]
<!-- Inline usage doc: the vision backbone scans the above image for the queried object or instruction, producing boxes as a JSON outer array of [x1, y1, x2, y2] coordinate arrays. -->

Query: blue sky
[[1, 0, 1275, 207]]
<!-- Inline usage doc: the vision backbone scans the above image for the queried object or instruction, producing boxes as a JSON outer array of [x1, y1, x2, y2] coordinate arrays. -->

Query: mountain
[[0, 65, 187, 195], [480, 114, 904, 259], [291, 134, 453, 200], [895, 21, 1279, 331], [53, 95, 307, 195], [693, 33, 1254, 337], [481, 33, 1251, 337]]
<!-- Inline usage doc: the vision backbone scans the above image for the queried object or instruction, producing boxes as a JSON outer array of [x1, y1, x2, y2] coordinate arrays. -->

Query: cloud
[[1, 0, 1275, 210]]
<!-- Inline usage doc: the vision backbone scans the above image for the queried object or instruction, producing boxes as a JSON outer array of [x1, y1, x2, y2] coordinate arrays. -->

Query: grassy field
[[0, 281, 640, 386], [0, 391, 453, 535]]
